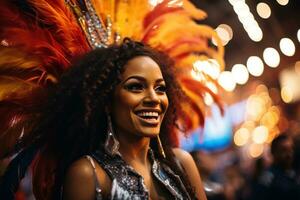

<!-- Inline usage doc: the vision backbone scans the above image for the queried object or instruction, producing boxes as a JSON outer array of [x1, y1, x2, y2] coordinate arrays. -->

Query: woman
[[0, 39, 206, 200], [59, 39, 206, 199]]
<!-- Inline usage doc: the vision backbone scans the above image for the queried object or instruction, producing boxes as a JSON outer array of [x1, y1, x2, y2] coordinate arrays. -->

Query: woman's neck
[[116, 132, 151, 165]]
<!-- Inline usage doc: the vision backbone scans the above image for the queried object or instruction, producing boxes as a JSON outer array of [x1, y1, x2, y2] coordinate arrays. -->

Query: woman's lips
[[135, 111, 161, 126]]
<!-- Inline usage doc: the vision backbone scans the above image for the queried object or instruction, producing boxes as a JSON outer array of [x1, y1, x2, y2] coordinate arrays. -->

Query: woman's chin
[[136, 128, 160, 138]]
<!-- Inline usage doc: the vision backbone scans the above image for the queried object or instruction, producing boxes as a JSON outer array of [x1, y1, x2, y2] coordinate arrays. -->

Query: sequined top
[[89, 149, 192, 200]]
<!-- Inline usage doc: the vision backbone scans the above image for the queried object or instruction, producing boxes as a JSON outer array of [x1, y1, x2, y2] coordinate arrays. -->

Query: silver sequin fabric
[[91, 149, 191, 200]]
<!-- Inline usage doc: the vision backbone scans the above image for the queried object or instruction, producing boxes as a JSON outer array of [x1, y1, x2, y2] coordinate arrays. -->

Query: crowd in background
[[192, 133, 300, 200]]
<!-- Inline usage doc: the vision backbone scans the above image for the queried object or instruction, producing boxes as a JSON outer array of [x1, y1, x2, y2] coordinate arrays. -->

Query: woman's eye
[[124, 83, 144, 92], [155, 85, 167, 93]]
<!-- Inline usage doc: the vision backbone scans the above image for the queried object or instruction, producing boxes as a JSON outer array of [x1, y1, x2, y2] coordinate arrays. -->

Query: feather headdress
[[0, 0, 224, 198], [0, 0, 223, 158]]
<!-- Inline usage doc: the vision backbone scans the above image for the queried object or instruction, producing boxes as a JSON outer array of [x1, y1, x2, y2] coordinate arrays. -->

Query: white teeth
[[137, 112, 159, 117]]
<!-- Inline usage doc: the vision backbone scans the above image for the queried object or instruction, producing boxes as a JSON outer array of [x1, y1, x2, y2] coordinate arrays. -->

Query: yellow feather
[[0, 76, 38, 100], [0, 47, 41, 70], [183, 0, 207, 20]]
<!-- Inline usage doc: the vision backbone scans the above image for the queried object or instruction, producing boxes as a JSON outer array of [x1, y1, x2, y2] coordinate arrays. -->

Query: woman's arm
[[63, 157, 111, 200], [173, 148, 207, 200]]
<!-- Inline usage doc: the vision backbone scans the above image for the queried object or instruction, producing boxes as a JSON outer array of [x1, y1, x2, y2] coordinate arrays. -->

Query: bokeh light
[[234, 128, 250, 146], [215, 24, 233, 46], [228, 0, 246, 5], [276, 0, 289, 6], [228, 0, 263, 42], [279, 38, 295, 56], [204, 93, 214, 106], [260, 109, 279, 129], [295, 61, 300, 75], [244, 22, 263, 42], [263, 47, 280, 68], [252, 126, 269, 144], [193, 59, 221, 79], [242, 121, 256, 131], [256, 84, 268, 93], [297, 29, 300, 43], [246, 95, 266, 120], [191, 69, 204, 82], [247, 56, 264, 77], [281, 86, 293, 103], [206, 82, 218, 94], [218, 71, 236, 92], [203, 82, 218, 106], [219, 24, 233, 40], [149, 0, 163, 6], [231, 64, 249, 84], [249, 143, 264, 158], [257, 2, 271, 19]]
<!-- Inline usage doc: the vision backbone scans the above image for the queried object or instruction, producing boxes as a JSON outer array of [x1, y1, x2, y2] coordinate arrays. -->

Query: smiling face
[[111, 56, 169, 139]]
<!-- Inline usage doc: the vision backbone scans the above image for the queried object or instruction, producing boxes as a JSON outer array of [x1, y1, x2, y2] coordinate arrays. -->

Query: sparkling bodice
[[91, 149, 191, 200]]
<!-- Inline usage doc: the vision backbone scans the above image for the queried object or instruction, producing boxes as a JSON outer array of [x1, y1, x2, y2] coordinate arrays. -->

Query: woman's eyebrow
[[122, 76, 165, 84], [123, 76, 145, 83], [156, 78, 165, 83]]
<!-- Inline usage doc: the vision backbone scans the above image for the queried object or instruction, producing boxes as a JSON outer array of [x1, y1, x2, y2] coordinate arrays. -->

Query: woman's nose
[[143, 89, 160, 105]]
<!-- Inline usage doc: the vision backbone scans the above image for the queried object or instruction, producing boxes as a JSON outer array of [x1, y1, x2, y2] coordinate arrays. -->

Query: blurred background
[[179, 0, 300, 199], [1, 0, 300, 199]]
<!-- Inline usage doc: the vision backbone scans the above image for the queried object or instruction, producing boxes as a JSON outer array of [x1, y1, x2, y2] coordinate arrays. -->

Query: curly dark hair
[[2, 38, 196, 199], [42, 38, 187, 152]]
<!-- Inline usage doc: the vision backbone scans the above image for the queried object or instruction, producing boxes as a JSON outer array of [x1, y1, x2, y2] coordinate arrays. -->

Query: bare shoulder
[[63, 157, 111, 200], [172, 148, 194, 165], [172, 148, 207, 200], [63, 157, 95, 200], [172, 148, 200, 176]]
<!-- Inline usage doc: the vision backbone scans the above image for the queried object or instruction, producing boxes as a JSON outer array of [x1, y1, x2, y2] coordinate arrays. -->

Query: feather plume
[[0, 0, 90, 158], [0, 1, 225, 198]]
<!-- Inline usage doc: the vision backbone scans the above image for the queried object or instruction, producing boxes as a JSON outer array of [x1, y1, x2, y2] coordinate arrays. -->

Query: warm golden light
[[191, 69, 204, 82], [279, 38, 295, 56], [242, 121, 256, 130], [246, 95, 266, 120], [231, 64, 249, 85], [247, 56, 264, 77], [193, 59, 221, 79], [207, 59, 222, 79], [267, 127, 280, 143], [260, 110, 279, 129], [257, 2, 271, 19], [215, 25, 232, 46], [252, 126, 269, 144], [204, 93, 213, 106], [295, 61, 300, 75], [256, 84, 268, 93], [206, 82, 218, 94], [297, 29, 300, 43], [238, 10, 253, 23], [228, 0, 263, 42], [263, 48, 280, 68], [249, 143, 264, 158], [234, 128, 250, 146], [218, 71, 236, 92], [219, 24, 233, 40], [233, 1, 249, 13], [276, 0, 289, 6], [149, 0, 163, 6], [281, 86, 293, 103], [245, 24, 263, 42], [269, 106, 280, 116], [260, 92, 272, 108], [228, 0, 246, 5]]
